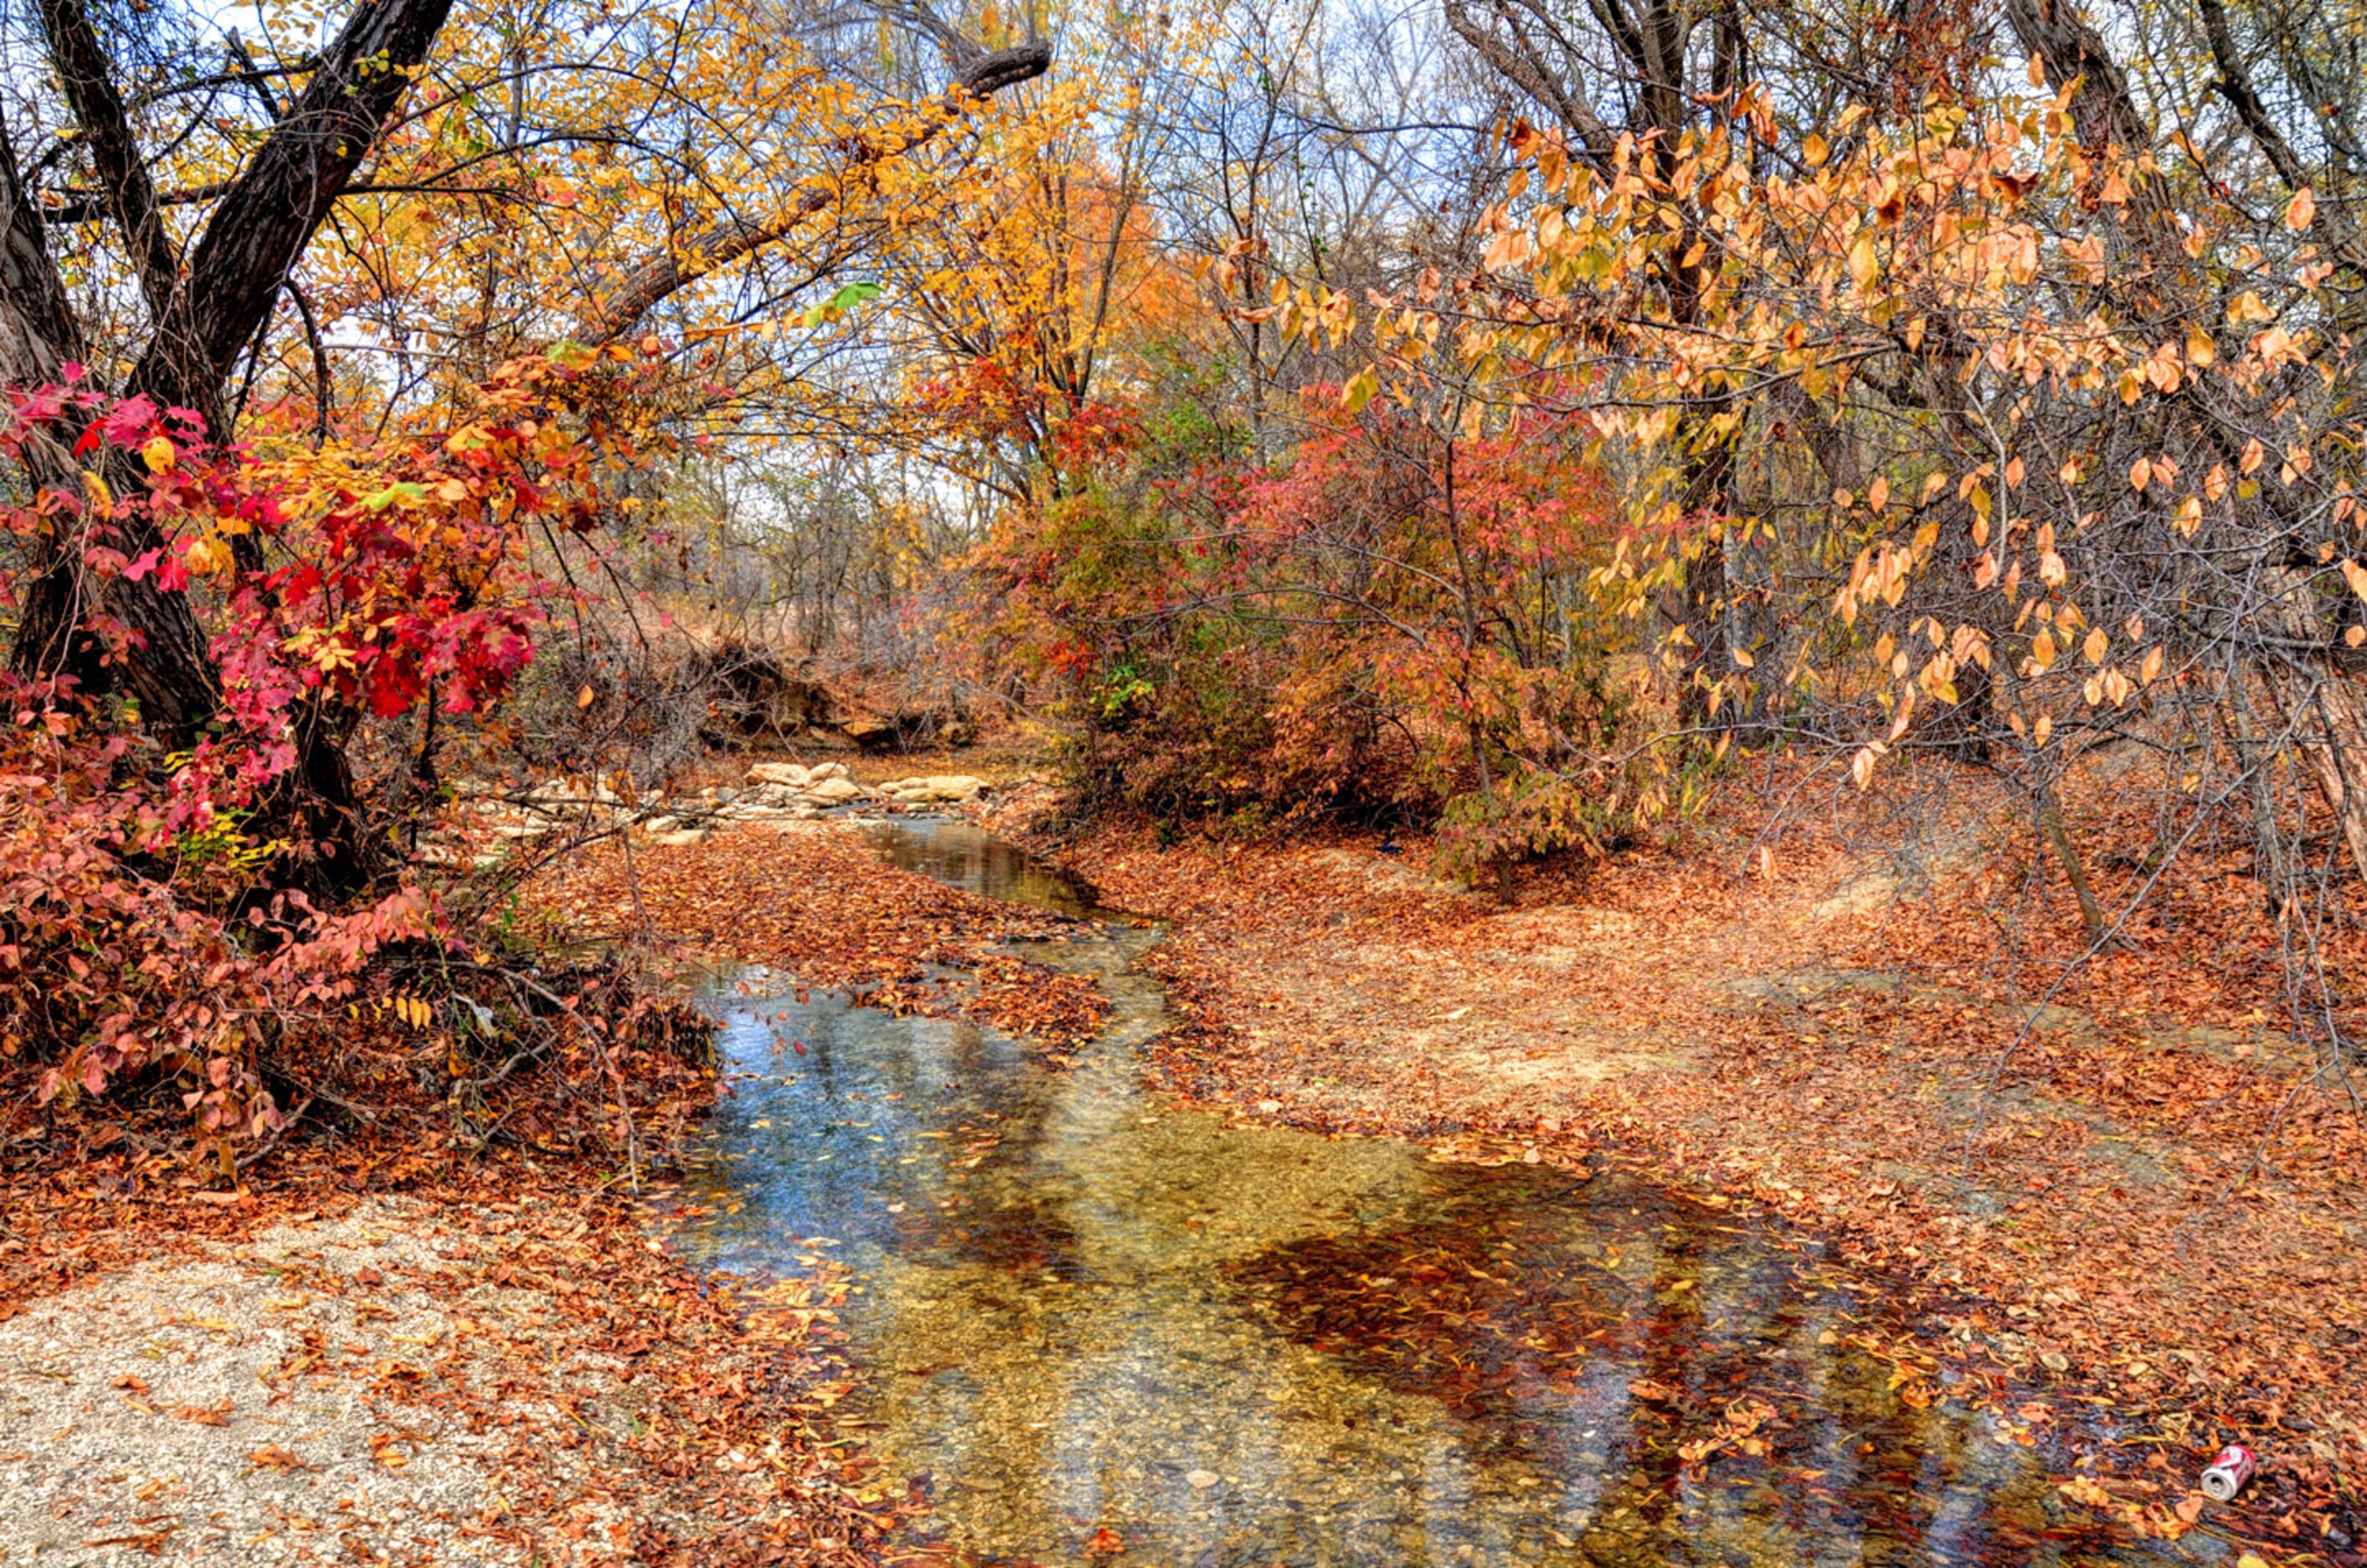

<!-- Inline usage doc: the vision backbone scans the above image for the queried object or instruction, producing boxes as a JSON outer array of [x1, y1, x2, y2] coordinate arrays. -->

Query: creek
[[668, 819, 2205, 1566]]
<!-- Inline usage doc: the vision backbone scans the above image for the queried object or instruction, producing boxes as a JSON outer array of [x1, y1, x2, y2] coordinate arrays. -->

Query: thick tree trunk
[[0, 0, 457, 896]]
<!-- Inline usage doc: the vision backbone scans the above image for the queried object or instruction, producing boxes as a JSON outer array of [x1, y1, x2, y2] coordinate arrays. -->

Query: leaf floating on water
[[1186, 1468, 1219, 1489]]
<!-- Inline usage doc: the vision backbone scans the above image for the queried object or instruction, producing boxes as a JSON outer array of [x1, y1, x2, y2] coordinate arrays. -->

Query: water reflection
[[667, 822, 2194, 1566]]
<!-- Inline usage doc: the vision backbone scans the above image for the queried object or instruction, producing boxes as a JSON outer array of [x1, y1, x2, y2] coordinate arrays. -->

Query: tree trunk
[[8, 0, 460, 734], [2256, 566, 2367, 882]]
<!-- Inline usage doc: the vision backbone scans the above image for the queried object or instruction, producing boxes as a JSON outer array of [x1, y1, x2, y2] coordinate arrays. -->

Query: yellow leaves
[[80, 470, 113, 514], [1867, 475, 1890, 511], [2184, 324, 2216, 367], [2342, 558, 2367, 599], [2088, 665, 2136, 708], [2172, 495, 2203, 536], [1340, 365, 1380, 415], [1848, 232, 1879, 293], [2061, 233, 2107, 285], [2128, 457, 2152, 493], [1631, 404, 1679, 448], [182, 534, 233, 576], [2140, 645, 2164, 684], [2285, 186, 2317, 232], [142, 436, 178, 474], [2031, 628, 2058, 671], [382, 994, 433, 1030], [2060, 1476, 2113, 1509], [1919, 651, 1960, 704], [1481, 228, 1535, 273], [2227, 290, 2273, 326], [2240, 437, 2265, 474], [2081, 626, 2108, 665]]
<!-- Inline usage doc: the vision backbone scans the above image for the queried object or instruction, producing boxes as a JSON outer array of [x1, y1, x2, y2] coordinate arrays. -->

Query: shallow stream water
[[667, 820, 2208, 1567]]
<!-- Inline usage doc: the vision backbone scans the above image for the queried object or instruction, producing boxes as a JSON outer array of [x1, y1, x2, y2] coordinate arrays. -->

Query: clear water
[[665, 820, 2205, 1567]]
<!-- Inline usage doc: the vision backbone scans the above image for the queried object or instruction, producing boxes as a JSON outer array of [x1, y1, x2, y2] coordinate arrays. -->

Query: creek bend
[[665, 819, 2194, 1567]]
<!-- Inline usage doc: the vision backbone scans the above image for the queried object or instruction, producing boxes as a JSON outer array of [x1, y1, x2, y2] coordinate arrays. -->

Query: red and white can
[[2199, 1444, 2257, 1502]]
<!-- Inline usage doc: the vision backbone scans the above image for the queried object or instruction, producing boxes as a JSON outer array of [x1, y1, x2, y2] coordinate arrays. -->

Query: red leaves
[[0, 356, 690, 1158], [973, 388, 1631, 865]]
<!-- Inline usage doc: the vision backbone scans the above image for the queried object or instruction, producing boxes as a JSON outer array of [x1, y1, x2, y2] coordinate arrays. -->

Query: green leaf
[[800, 281, 884, 328], [1341, 364, 1380, 414], [363, 482, 431, 513]]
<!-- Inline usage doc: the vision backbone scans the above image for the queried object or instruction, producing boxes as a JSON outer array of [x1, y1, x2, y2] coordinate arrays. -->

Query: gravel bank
[[0, 1198, 637, 1565]]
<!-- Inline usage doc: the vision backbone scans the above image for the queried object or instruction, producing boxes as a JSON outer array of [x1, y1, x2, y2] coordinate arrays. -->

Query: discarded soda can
[[2199, 1444, 2257, 1502]]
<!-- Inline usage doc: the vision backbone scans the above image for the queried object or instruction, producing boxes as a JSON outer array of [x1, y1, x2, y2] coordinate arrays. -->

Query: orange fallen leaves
[[537, 827, 1110, 1050], [1035, 780, 2365, 1556]]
